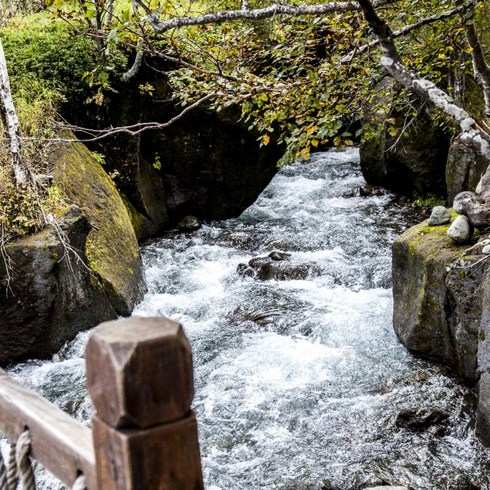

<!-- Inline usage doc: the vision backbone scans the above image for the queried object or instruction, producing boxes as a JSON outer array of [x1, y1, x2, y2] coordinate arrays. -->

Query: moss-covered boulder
[[0, 207, 117, 364], [392, 215, 482, 382], [50, 135, 146, 315]]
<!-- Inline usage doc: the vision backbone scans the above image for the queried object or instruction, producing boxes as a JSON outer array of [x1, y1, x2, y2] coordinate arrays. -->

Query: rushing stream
[[8, 148, 490, 489]]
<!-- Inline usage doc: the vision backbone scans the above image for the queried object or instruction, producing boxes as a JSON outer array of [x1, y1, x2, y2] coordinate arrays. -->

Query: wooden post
[[85, 317, 204, 490]]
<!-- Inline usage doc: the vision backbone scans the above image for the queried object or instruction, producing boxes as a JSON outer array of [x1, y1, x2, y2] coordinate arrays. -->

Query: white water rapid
[[8, 149, 490, 489]]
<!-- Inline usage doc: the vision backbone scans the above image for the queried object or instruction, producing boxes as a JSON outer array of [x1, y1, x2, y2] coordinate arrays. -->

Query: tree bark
[[459, 2, 490, 116], [140, 0, 391, 34], [356, 0, 490, 165], [0, 39, 30, 187]]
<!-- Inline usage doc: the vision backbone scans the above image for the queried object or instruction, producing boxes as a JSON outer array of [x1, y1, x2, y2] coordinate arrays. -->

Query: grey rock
[[268, 251, 291, 261], [453, 191, 490, 230], [0, 208, 117, 365], [476, 372, 490, 446], [359, 185, 390, 197], [360, 76, 449, 196], [447, 215, 472, 243], [178, 215, 201, 232], [96, 93, 281, 241], [483, 245, 490, 254], [238, 255, 321, 281], [446, 134, 489, 203], [428, 206, 451, 225], [393, 220, 481, 382], [395, 407, 450, 432]]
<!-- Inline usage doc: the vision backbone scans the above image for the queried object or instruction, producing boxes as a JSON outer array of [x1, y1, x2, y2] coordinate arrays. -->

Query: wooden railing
[[0, 317, 204, 489]]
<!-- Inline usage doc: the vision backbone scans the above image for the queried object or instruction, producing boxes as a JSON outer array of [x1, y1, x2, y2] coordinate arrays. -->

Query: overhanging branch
[[143, 0, 391, 34]]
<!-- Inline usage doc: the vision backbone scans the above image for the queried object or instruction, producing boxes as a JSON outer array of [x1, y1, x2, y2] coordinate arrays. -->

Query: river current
[[8, 149, 490, 489]]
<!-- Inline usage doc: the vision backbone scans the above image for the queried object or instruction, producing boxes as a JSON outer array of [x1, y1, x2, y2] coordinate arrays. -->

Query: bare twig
[[55, 92, 215, 142]]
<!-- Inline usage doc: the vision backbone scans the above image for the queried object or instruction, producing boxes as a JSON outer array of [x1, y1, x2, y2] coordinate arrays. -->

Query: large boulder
[[0, 207, 117, 364], [392, 216, 482, 382], [51, 136, 146, 315], [83, 78, 282, 240], [360, 76, 450, 197], [446, 134, 489, 203]]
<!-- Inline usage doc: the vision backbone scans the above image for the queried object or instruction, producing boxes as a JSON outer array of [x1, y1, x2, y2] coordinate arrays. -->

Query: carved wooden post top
[[85, 317, 194, 430]]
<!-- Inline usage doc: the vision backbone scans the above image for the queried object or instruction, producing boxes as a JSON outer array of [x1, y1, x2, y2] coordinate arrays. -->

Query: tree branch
[[457, 0, 490, 115], [144, 0, 391, 34], [56, 93, 215, 142], [341, 0, 478, 63], [356, 0, 490, 196]]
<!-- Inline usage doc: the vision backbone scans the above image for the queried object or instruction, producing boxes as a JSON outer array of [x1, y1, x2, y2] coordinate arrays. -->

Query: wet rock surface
[[395, 407, 450, 432], [178, 215, 202, 232], [237, 253, 321, 281], [392, 218, 481, 382]]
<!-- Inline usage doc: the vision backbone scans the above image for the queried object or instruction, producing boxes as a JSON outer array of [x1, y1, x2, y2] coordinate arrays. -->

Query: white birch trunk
[[0, 39, 30, 186], [357, 0, 490, 201]]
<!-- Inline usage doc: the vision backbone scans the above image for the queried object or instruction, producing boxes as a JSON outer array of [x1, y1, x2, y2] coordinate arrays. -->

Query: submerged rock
[[237, 255, 321, 281], [359, 185, 390, 197], [364, 487, 408, 490], [178, 215, 201, 232], [447, 215, 472, 243], [395, 407, 450, 432], [428, 206, 451, 226]]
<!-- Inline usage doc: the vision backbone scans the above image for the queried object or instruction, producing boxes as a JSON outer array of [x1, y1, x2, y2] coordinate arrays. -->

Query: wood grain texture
[[86, 317, 194, 429], [92, 413, 204, 490], [0, 369, 96, 489]]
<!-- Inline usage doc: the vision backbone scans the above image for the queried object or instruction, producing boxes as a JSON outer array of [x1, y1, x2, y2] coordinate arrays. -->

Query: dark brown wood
[[0, 369, 96, 489], [92, 412, 203, 489], [86, 317, 194, 429], [86, 317, 204, 490]]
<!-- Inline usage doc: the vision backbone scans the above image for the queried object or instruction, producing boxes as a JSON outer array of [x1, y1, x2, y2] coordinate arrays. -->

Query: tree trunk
[[0, 39, 31, 186], [356, 0, 490, 166], [460, 6, 490, 116]]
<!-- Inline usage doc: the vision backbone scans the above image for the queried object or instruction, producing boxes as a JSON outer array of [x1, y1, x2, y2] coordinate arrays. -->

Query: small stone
[[483, 245, 490, 254], [268, 251, 291, 261], [359, 185, 389, 197], [447, 215, 472, 244], [428, 206, 451, 226], [178, 215, 201, 232]]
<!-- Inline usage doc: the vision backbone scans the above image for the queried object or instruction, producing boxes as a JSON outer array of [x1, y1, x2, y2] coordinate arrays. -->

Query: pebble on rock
[[447, 215, 472, 244], [428, 205, 451, 226]]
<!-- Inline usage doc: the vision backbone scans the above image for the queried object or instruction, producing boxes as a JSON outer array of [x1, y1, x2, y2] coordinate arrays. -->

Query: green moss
[[50, 132, 142, 314]]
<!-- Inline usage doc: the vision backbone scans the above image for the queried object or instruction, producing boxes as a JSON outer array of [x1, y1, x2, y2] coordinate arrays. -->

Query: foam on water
[[9, 148, 490, 489]]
